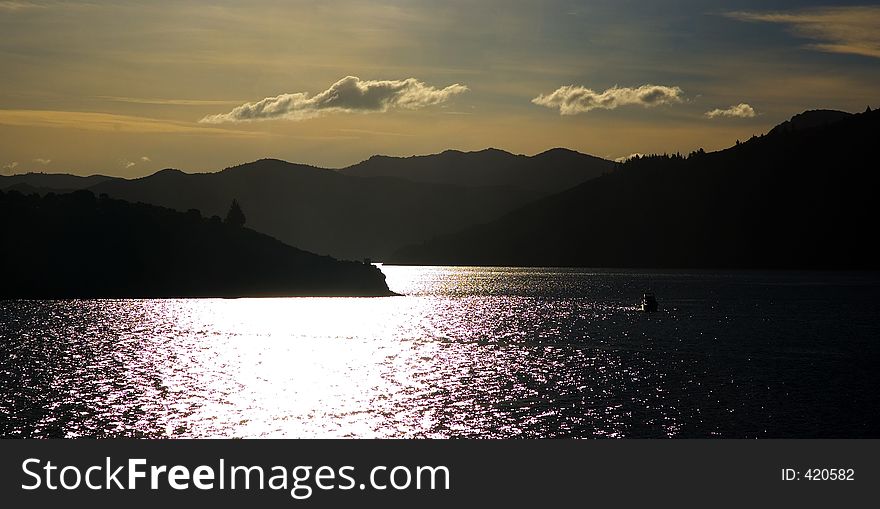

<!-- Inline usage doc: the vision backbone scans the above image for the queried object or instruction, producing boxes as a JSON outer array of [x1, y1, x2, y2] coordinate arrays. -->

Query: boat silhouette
[[641, 292, 658, 312]]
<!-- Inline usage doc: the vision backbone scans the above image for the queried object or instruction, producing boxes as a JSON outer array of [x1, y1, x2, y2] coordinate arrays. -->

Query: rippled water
[[1, 267, 879, 438]]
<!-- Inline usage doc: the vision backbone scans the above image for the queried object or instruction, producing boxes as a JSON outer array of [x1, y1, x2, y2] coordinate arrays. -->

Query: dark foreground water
[[1, 267, 878, 438]]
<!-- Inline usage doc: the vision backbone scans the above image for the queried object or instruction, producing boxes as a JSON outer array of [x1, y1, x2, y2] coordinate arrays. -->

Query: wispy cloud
[[32, 157, 51, 164], [726, 6, 880, 59], [0, 110, 260, 136], [201, 76, 468, 123], [532, 84, 684, 115], [116, 156, 152, 169], [98, 96, 243, 106], [2, 161, 19, 173], [705, 103, 757, 119]]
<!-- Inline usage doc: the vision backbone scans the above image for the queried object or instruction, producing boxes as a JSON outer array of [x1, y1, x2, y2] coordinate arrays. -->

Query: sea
[[1, 266, 878, 438]]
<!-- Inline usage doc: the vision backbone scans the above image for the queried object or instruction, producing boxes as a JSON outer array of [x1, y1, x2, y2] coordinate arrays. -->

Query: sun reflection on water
[[3, 267, 876, 438]]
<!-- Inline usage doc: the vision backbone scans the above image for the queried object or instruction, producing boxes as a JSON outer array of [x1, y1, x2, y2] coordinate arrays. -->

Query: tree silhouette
[[224, 199, 246, 227]]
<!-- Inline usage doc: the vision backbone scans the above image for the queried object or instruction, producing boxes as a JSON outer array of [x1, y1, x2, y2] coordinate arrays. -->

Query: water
[[1, 267, 878, 438]]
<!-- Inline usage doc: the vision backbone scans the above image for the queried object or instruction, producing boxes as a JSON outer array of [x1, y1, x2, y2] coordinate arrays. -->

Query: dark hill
[[388, 109, 880, 269], [0, 172, 118, 193], [89, 159, 536, 260], [340, 147, 613, 193], [768, 109, 852, 135], [0, 190, 393, 298]]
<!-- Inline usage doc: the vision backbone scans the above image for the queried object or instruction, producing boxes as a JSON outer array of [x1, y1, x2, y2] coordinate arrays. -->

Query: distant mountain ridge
[[87, 158, 538, 260], [340, 147, 613, 193], [2, 148, 613, 260], [388, 108, 879, 268], [0, 172, 118, 194], [0, 146, 612, 197]]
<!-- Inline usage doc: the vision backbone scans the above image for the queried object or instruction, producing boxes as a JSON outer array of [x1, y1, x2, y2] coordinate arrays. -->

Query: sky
[[0, 0, 878, 176]]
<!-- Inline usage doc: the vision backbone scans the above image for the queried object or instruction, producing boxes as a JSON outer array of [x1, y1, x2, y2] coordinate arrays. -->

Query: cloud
[[98, 96, 243, 106], [705, 103, 757, 119], [614, 153, 646, 163], [201, 76, 468, 123], [532, 84, 684, 115], [2, 161, 19, 173], [118, 156, 150, 168], [726, 6, 880, 59], [32, 157, 51, 165], [0, 109, 260, 136]]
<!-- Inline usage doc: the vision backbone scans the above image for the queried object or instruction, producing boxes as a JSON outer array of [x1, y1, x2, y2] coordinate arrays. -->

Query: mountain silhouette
[[0, 172, 118, 193], [388, 108, 879, 269], [86, 159, 538, 260], [768, 109, 852, 135], [0, 189, 393, 298], [2, 150, 612, 260], [340, 147, 613, 193]]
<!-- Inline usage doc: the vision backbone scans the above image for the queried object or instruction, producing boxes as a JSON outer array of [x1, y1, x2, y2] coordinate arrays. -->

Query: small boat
[[641, 292, 658, 312]]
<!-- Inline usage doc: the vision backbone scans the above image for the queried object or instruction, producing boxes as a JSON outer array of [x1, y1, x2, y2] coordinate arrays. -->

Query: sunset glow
[[1, 1, 877, 174]]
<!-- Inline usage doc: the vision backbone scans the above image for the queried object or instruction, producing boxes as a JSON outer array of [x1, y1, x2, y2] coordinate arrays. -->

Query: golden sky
[[1, 1, 878, 176]]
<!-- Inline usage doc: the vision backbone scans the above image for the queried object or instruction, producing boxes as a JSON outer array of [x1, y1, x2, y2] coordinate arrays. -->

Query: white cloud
[[726, 7, 880, 59], [705, 103, 757, 119], [614, 153, 646, 163], [532, 84, 684, 115], [2, 161, 19, 173], [140, 156, 151, 162], [200, 76, 468, 123], [32, 157, 51, 165]]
